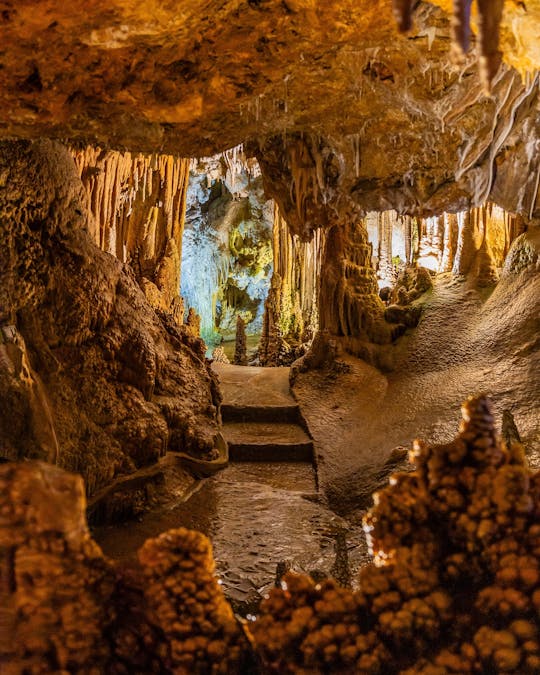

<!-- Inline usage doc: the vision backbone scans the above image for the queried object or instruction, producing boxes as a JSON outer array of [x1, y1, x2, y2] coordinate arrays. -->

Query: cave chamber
[[1, 1, 540, 673]]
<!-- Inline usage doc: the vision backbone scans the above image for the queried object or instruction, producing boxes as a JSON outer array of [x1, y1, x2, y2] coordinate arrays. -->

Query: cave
[[181, 148, 273, 359], [0, 1, 539, 673]]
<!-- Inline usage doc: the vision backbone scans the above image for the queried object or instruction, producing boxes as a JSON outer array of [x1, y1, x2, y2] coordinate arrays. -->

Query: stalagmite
[[234, 315, 248, 366], [378, 212, 394, 282], [186, 307, 201, 337], [319, 220, 392, 360]]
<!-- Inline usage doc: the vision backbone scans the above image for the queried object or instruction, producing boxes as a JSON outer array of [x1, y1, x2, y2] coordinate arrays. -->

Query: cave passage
[[180, 148, 274, 360], [1, 1, 539, 672]]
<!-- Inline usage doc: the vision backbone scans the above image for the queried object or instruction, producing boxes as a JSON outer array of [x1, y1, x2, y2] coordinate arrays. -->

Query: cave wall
[[0, 139, 220, 499], [181, 148, 273, 348], [72, 146, 190, 322]]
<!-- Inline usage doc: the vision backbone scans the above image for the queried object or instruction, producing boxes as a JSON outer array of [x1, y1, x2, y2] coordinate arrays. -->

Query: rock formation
[[259, 205, 322, 365], [2, 395, 539, 672], [0, 461, 251, 673], [250, 395, 540, 673], [0, 140, 220, 503], [0, 2, 538, 218], [233, 316, 248, 366], [0, 1, 538, 668], [71, 146, 190, 321]]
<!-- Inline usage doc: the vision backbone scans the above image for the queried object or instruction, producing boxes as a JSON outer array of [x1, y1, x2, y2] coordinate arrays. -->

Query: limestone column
[[441, 212, 459, 272], [319, 220, 389, 345]]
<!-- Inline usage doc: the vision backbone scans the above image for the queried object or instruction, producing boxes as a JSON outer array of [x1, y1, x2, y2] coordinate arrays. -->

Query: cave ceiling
[[0, 0, 539, 223]]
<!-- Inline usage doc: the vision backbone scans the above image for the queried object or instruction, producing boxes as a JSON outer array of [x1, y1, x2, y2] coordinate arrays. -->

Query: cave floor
[[294, 272, 540, 517], [95, 272, 539, 615], [94, 460, 351, 614], [95, 363, 351, 614]]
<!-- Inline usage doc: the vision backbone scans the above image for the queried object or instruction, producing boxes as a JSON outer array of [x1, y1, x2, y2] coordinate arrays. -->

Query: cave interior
[[1, 1, 540, 673]]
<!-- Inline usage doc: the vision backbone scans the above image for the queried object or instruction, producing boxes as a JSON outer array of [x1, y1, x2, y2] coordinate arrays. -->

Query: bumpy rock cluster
[[390, 265, 433, 305], [250, 395, 539, 673], [138, 528, 252, 674], [2, 395, 538, 673], [0, 462, 117, 672], [0, 463, 251, 674]]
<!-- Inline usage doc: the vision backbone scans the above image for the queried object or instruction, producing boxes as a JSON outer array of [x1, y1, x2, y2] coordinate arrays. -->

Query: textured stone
[[0, 139, 220, 499], [0, 2, 538, 221]]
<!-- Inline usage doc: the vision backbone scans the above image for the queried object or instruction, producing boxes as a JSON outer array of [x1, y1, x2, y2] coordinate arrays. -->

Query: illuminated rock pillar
[[319, 220, 390, 347], [72, 147, 190, 322]]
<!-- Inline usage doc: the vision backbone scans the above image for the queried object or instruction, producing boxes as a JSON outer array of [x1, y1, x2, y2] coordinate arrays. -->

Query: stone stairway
[[212, 363, 314, 463]]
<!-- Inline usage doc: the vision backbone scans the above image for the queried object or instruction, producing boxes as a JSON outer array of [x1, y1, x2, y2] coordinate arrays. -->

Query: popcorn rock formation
[[0, 463, 251, 673], [250, 395, 540, 673], [1, 395, 538, 673], [138, 529, 251, 674]]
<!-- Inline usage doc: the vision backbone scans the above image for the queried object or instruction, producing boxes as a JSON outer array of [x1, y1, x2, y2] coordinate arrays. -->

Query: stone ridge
[[0, 2, 538, 220]]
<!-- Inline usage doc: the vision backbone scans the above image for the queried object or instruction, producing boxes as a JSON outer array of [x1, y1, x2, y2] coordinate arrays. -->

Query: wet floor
[[95, 462, 352, 614], [95, 273, 539, 615]]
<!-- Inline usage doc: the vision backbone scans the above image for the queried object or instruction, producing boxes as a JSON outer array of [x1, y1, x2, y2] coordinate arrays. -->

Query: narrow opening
[[180, 146, 273, 362]]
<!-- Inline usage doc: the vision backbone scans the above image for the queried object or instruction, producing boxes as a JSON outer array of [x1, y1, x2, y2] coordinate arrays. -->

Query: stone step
[[222, 422, 314, 462], [221, 403, 301, 424]]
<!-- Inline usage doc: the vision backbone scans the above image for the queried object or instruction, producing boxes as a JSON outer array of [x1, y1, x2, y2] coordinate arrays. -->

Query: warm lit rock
[[0, 3, 538, 220], [72, 146, 190, 320], [0, 139, 219, 500], [250, 395, 540, 673]]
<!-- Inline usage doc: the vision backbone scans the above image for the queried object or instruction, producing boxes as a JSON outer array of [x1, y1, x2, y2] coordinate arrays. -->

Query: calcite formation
[[259, 205, 321, 365], [72, 147, 190, 320], [138, 529, 251, 674], [250, 395, 540, 673], [366, 204, 525, 285], [0, 462, 117, 672], [2, 395, 538, 673], [233, 315, 248, 366], [0, 2, 538, 222], [0, 462, 251, 673], [0, 139, 220, 502]]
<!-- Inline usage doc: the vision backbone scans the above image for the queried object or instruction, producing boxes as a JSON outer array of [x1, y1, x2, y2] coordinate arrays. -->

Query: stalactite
[[259, 205, 325, 365], [451, 0, 473, 56], [477, 0, 505, 91], [71, 147, 190, 319], [392, 0, 413, 32], [448, 0, 505, 90], [390, 0, 505, 90]]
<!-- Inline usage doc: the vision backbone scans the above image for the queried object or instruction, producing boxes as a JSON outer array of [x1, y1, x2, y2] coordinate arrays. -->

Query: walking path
[[95, 364, 349, 614], [214, 363, 314, 462]]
